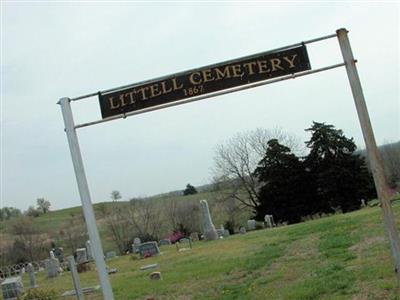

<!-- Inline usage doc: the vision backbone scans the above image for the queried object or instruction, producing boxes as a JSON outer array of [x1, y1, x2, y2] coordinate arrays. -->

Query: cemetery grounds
[[1, 198, 399, 300]]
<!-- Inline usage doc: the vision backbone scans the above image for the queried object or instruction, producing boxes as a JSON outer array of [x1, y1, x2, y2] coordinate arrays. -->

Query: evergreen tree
[[183, 184, 198, 196], [254, 139, 311, 224], [304, 122, 375, 213]]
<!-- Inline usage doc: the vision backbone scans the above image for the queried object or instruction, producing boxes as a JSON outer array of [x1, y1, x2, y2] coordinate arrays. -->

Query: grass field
[[9, 200, 400, 300]]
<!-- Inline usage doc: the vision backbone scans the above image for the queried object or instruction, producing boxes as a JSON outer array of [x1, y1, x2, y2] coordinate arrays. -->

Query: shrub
[[18, 288, 57, 300]]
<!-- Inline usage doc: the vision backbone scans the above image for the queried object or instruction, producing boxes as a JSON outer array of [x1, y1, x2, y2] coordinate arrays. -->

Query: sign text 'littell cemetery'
[[98, 45, 311, 118]]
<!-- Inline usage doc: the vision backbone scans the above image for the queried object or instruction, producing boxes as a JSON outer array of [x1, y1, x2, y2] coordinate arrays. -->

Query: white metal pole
[[337, 28, 400, 281], [59, 97, 115, 299]]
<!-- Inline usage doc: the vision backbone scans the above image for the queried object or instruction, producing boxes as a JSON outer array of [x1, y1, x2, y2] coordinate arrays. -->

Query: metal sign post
[[337, 28, 400, 280], [58, 97, 114, 300]]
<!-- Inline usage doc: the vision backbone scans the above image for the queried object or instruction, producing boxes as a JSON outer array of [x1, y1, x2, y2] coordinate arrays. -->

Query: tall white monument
[[200, 200, 218, 241]]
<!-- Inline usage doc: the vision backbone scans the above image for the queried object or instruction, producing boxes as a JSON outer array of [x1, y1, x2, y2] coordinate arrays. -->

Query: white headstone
[[26, 263, 37, 288], [200, 200, 218, 241], [247, 219, 256, 230], [158, 239, 171, 246], [86, 240, 93, 261], [264, 214, 276, 228], [45, 258, 60, 278]]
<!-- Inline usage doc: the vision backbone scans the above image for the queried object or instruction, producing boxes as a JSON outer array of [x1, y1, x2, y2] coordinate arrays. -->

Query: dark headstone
[[138, 242, 160, 259], [53, 247, 64, 263], [1, 276, 24, 300], [158, 239, 171, 246]]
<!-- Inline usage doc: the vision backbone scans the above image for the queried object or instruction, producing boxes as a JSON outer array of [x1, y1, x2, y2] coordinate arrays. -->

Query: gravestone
[[86, 240, 93, 261], [132, 237, 141, 253], [149, 271, 162, 280], [61, 285, 100, 297], [46, 251, 60, 278], [176, 238, 192, 252], [199, 199, 218, 241], [53, 247, 64, 263], [176, 238, 192, 251], [1, 276, 24, 300], [76, 248, 88, 264], [138, 242, 160, 259], [26, 263, 37, 288], [190, 232, 199, 241], [140, 263, 159, 271], [158, 239, 171, 246], [223, 229, 230, 237], [247, 219, 256, 230], [107, 267, 118, 274], [239, 227, 247, 234], [105, 251, 116, 260], [264, 214, 276, 228], [216, 229, 224, 238]]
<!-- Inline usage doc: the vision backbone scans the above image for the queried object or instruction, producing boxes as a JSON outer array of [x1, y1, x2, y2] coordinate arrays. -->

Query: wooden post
[[337, 28, 400, 281]]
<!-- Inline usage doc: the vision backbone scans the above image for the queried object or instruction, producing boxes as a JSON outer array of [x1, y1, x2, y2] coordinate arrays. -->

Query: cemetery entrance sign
[[99, 46, 310, 118], [59, 29, 400, 299]]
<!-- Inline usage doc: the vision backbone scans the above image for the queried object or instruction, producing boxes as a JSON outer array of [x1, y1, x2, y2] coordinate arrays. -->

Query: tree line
[[213, 122, 398, 224], [0, 198, 51, 221]]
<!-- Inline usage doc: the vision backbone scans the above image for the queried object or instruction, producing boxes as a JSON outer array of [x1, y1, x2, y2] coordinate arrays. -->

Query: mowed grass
[[10, 201, 400, 300]]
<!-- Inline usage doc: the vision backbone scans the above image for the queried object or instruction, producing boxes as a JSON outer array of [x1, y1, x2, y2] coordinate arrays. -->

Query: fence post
[[67, 256, 84, 300]]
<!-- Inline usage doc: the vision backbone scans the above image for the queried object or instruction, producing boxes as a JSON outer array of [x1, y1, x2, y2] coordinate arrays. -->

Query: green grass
[[5, 202, 399, 300]]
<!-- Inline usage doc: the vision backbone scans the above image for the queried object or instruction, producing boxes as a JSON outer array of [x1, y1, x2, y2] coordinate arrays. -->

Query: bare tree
[[216, 196, 243, 233], [126, 198, 162, 241], [165, 198, 179, 231], [212, 128, 302, 209], [104, 203, 132, 254], [360, 141, 400, 189], [11, 216, 48, 263], [163, 197, 202, 235], [59, 212, 88, 253], [380, 141, 400, 188]]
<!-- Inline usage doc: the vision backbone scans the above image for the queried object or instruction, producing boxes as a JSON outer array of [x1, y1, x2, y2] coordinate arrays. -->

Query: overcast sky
[[1, 1, 399, 211]]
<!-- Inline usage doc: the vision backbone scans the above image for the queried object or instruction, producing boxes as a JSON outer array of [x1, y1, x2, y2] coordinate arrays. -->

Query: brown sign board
[[98, 45, 311, 118]]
